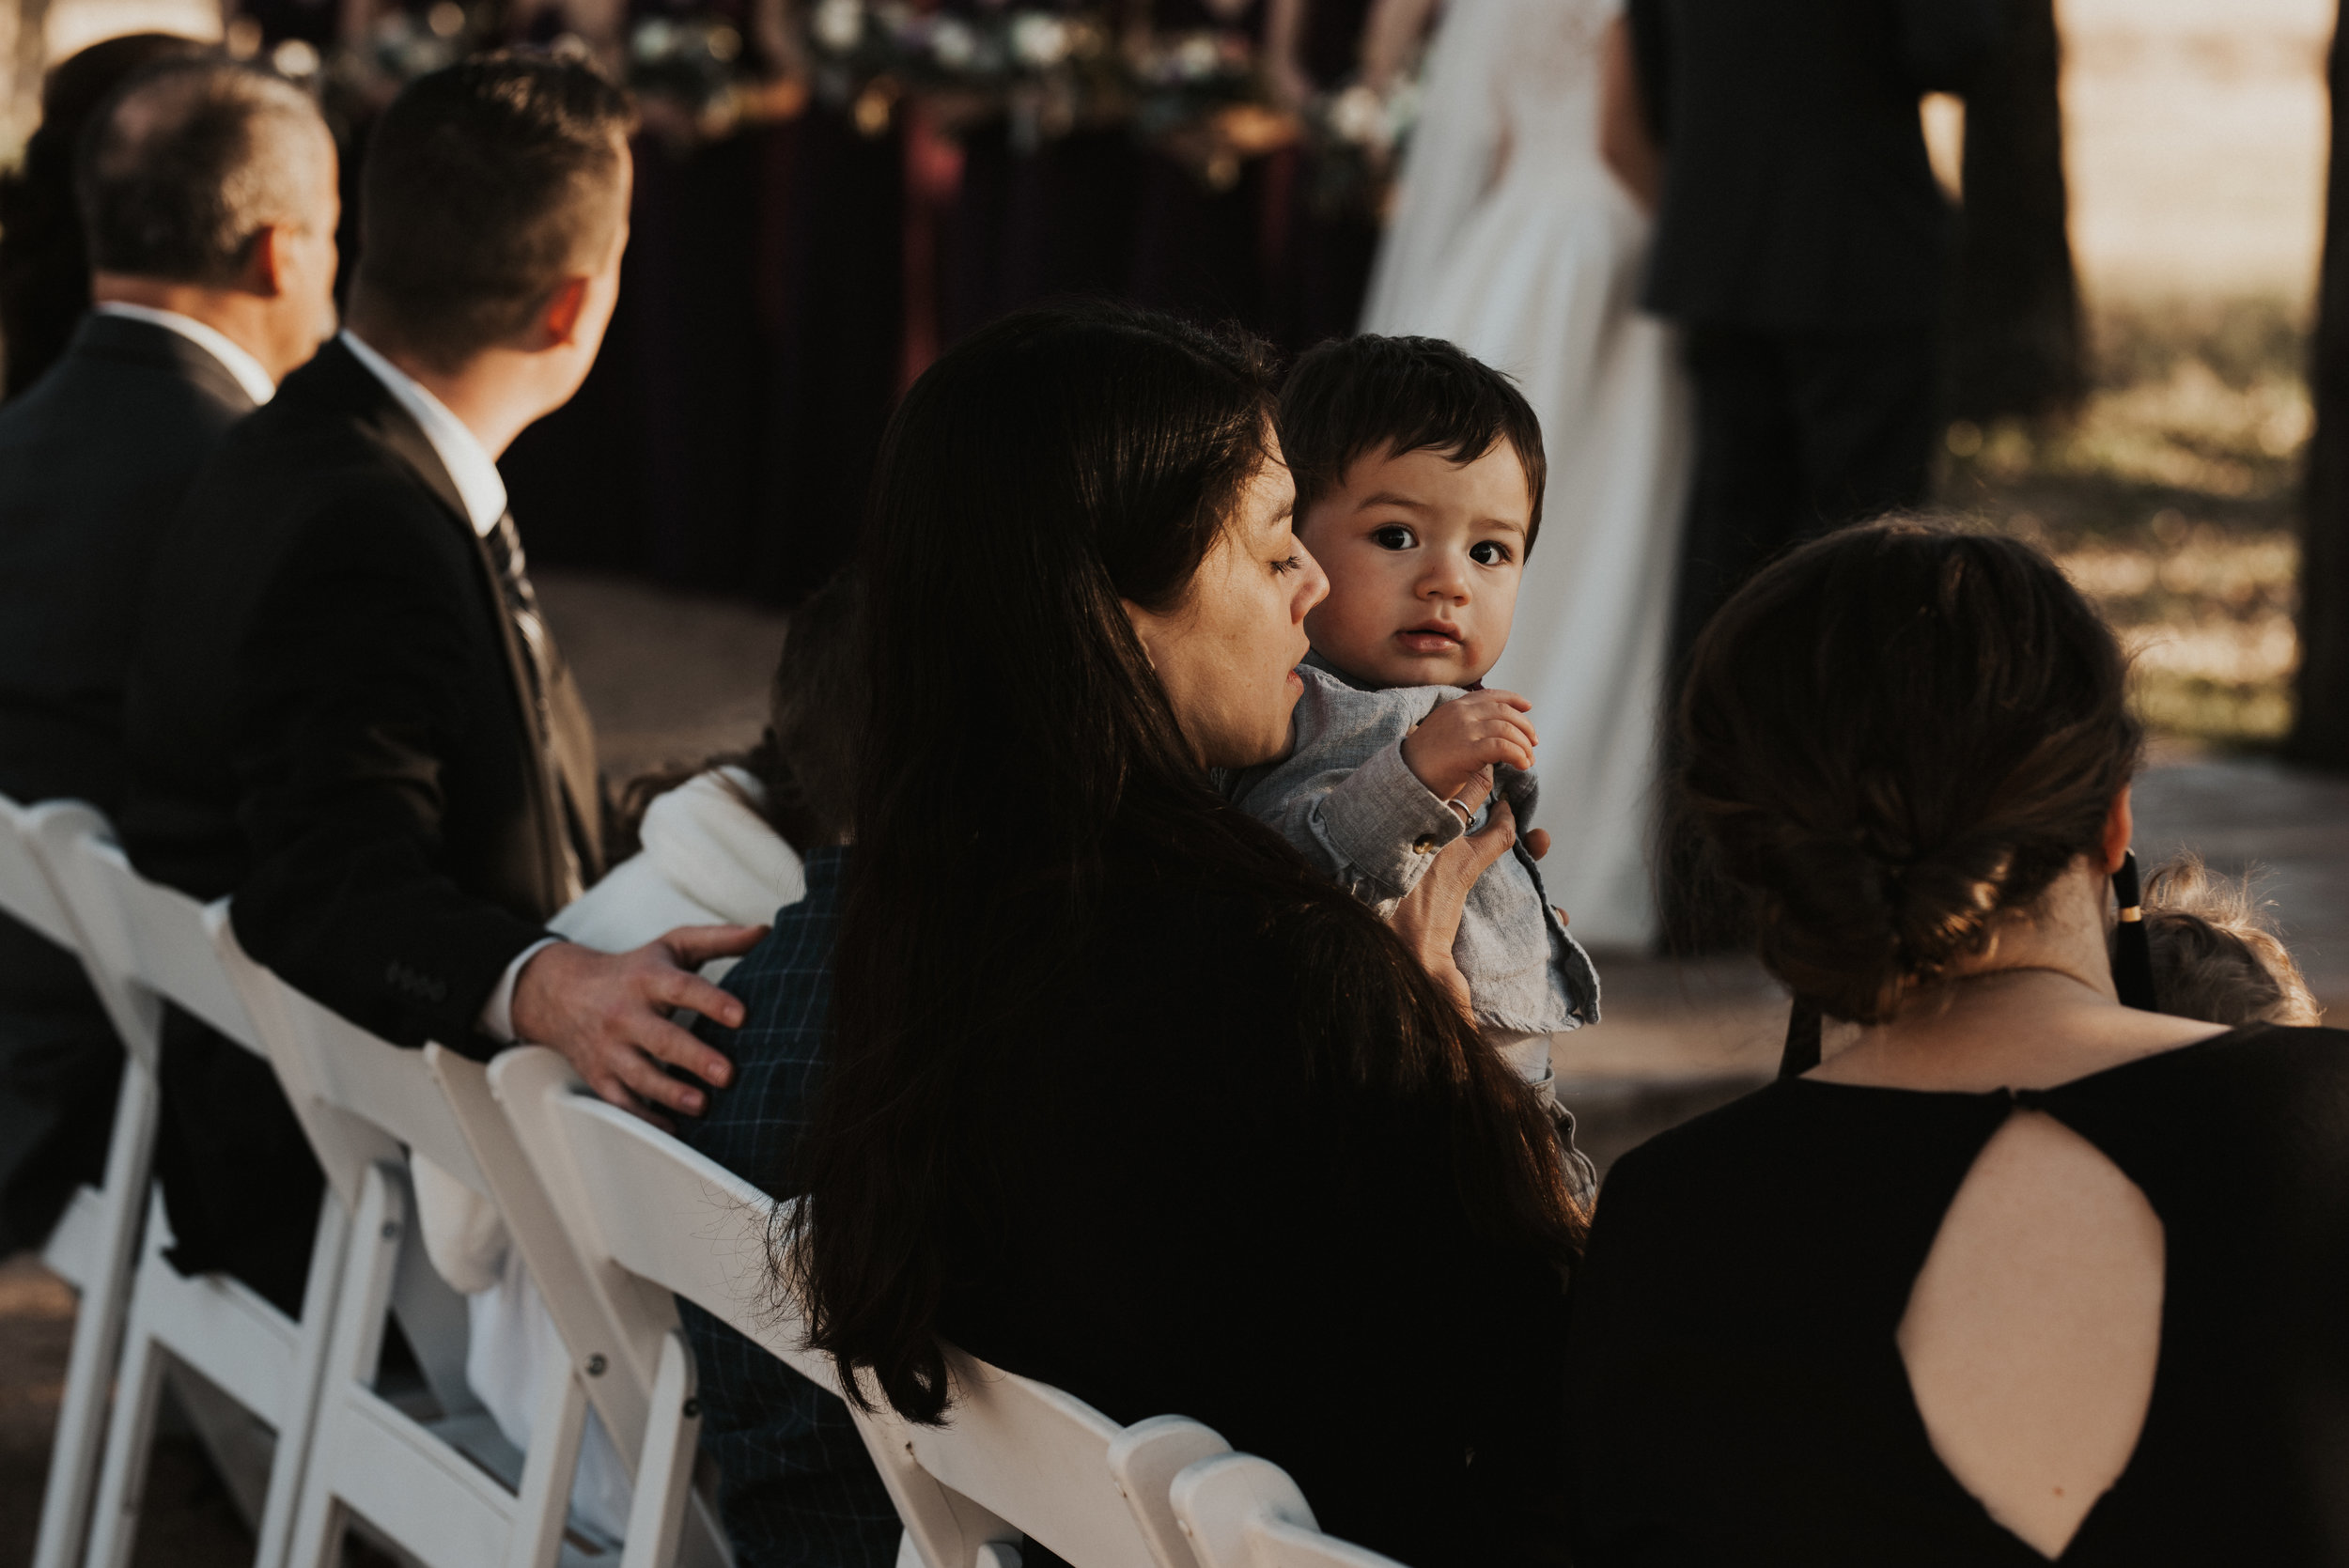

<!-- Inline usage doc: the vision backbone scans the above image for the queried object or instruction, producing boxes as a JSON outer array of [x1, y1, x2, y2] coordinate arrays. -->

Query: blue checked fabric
[[679, 846, 902, 1568]]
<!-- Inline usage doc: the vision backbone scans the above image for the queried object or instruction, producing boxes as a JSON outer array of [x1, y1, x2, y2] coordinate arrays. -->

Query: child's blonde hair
[[2139, 854, 2322, 1029]]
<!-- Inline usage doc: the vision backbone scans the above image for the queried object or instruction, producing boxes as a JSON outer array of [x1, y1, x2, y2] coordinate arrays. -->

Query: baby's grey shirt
[[1224, 659, 1599, 1034]]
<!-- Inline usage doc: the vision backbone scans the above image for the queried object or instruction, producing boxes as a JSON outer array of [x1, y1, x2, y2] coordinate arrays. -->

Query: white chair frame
[[1168, 1454, 1408, 1568], [212, 921, 624, 1568], [483, 1045, 1229, 1568], [28, 815, 348, 1568], [428, 1044, 736, 1568], [3, 796, 166, 1568]]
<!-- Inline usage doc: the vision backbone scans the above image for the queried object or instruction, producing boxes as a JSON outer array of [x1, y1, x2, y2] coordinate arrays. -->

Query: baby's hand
[[1401, 690, 1537, 805]]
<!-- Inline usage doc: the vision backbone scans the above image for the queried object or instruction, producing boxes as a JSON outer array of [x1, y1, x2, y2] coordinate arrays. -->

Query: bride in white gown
[[1361, 0, 1688, 949]]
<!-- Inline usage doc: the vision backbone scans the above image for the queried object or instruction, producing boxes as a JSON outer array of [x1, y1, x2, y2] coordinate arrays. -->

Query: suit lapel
[[314, 341, 592, 911]]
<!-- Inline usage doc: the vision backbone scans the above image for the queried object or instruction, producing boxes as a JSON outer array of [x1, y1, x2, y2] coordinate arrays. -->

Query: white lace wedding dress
[[1361, 0, 1689, 948]]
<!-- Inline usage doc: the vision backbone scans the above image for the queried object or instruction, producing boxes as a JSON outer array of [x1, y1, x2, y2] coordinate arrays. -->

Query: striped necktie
[[483, 509, 588, 900]]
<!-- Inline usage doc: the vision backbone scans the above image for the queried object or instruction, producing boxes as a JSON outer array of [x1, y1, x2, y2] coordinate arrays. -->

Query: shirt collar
[[339, 330, 508, 536], [93, 303, 277, 407]]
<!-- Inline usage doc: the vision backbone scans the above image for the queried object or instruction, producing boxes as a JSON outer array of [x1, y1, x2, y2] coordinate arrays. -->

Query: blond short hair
[[2139, 854, 2323, 1029]]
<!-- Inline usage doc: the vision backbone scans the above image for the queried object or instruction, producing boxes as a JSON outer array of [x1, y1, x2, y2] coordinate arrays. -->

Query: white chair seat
[[485, 1044, 1230, 1568]]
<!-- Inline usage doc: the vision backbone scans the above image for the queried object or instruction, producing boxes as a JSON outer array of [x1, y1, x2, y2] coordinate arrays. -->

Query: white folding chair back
[[30, 821, 346, 1568], [213, 927, 616, 1568], [5, 799, 167, 1568], [0, 792, 82, 949], [487, 1045, 1227, 1568], [1168, 1455, 1408, 1568]]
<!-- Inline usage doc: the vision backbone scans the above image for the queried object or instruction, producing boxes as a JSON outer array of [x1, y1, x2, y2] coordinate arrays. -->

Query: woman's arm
[[1358, 0, 1439, 90], [1598, 15, 1663, 211], [1265, 0, 1315, 110]]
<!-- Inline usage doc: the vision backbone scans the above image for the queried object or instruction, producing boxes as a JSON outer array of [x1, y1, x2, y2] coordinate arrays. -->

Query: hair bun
[[1676, 522, 2141, 1023]]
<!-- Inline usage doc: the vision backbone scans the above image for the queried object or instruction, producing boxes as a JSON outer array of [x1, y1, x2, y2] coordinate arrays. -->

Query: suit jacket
[[0, 312, 254, 1255], [0, 312, 255, 815], [1627, 0, 2000, 333], [123, 338, 604, 1059]]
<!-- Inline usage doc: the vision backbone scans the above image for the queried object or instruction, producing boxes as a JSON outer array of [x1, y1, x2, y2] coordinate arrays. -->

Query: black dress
[[937, 863, 1572, 1568], [1563, 1024, 2349, 1565]]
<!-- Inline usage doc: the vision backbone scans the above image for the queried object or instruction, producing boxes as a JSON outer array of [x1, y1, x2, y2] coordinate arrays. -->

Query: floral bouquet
[[628, 11, 753, 122], [806, 0, 1123, 144], [324, 0, 474, 109], [1300, 73, 1417, 217], [1128, 26, 1295, 192]]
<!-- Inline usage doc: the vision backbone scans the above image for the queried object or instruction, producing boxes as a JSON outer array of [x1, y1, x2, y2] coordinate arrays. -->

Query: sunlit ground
[[1937, 295, 2310, 748]]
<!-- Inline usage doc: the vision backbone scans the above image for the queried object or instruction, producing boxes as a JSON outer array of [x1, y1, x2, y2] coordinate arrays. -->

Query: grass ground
[[1938, 293, 2310, 747]]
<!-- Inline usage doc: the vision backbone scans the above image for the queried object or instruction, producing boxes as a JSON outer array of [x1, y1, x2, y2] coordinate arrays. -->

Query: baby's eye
[[1372, 525, 1417, 551], [1470, 540, 1514, 567]]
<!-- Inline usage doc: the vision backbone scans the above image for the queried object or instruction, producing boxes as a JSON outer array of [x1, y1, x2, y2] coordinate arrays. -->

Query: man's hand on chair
[[509, 925, 766, 1128]]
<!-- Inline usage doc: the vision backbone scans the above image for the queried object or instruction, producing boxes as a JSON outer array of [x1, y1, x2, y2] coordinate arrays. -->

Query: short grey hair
[[75, 56, 330, 286]]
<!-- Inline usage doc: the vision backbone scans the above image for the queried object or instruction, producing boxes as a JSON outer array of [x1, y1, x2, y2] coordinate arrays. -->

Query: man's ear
[[538, 275, 591, 349], [241, 224, 288, 298]]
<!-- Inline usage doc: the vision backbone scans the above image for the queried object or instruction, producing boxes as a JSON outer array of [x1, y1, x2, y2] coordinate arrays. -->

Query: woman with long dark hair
[[1565, 520, 2349, 1563], [786, 303, 1584, 1568]]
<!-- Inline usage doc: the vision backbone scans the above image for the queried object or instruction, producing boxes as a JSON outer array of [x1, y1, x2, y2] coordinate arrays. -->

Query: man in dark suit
[[122, 54, 756, 1309], [0, 57, 340, 1258], [1625, 0, 2001, 666]]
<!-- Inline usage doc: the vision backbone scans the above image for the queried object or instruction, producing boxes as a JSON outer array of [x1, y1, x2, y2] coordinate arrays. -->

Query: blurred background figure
[[1360, 0, 1688, 949], [1626, 0, 1999, 674], [0, 30, 207, 397]]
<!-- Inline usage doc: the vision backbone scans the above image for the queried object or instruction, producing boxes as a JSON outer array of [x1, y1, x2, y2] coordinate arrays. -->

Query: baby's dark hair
[[1279, 334, 1548, 549], [612, 570, 865, 857], [2137, 854, 2322, 1028]]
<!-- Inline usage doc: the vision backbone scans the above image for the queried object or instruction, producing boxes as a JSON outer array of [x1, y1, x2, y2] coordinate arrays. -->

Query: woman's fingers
[[1391, 800, 1517, 1012]]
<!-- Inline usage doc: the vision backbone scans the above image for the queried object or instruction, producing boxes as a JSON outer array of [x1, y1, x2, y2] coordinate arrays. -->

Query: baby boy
[[1228, 334, 1599, 1117]]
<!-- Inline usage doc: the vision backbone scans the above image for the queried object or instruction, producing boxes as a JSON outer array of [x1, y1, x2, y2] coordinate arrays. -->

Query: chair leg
[[617, 1331, 701, 1568], [31, 1062, 160, 1568], [278, 1172, 389, 1568], [78, 1239, 174, 1568], [505, 1333, 592, 1568]]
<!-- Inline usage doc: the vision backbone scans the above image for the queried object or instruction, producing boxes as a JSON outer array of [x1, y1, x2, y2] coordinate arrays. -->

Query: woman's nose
[[1293, 542, 1331, 617]]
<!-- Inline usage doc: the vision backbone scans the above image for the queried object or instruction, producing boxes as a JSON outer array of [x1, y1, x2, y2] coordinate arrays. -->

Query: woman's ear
[[1120, 598, 1160, 672], [2100, 783, 2135, 875]]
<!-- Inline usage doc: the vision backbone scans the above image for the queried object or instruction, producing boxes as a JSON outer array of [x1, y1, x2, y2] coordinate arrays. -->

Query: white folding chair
[[428, 1044, 737, 1568], [2, 796, 168, 1568], [212, 924, 626, 1568], [31, 818, 349, 1568], [1168, 1455, 1408, 1568], [484, 1044, 1229, 1568]]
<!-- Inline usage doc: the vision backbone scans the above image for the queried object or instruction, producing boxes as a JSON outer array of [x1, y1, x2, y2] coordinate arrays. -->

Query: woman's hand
[[1391, 791, 1519, 1012]]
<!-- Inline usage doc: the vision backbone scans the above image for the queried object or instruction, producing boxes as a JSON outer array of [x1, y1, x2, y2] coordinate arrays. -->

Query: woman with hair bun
[[1564, 520, 2349, 1564]]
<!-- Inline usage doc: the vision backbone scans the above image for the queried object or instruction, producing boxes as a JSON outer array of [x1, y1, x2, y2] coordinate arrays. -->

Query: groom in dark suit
[[122, 54, 757, 1308], [0, 57, 340, 1258], [1626, 0, 2000, 667]]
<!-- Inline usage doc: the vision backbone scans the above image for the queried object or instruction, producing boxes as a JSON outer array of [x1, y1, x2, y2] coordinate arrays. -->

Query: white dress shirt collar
[[340, 330, 507, 537], [93, 303, 277, 407]]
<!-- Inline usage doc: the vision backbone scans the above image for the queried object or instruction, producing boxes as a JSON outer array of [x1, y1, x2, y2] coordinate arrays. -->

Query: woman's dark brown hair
[[1678, 519, 2143, 1023], [784, 303, 1582, 1424]]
